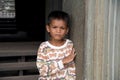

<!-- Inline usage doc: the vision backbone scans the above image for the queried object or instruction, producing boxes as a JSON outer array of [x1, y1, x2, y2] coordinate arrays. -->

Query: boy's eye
[[52, 26, 57, 28], [61, 27, 65, 29]]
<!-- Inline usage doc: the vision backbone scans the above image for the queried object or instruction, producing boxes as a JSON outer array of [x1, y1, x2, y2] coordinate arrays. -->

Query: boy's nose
[[57, 28, 61, 33]]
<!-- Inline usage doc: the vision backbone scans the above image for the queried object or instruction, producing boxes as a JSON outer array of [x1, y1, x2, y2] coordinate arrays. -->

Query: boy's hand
[[62, 48, 76, 65]]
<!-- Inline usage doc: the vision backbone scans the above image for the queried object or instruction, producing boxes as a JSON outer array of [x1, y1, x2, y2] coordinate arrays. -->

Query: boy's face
[[46, 19, 68, 41]]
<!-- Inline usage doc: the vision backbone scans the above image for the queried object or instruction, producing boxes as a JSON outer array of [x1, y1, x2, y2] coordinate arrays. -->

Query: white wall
[[84, 0, 120, 80]]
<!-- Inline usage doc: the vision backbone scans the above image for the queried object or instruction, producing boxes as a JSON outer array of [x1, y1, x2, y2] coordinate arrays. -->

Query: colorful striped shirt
[[36, 39, 76, 80]]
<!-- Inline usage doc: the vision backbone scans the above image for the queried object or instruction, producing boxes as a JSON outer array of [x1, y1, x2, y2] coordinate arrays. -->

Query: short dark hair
[[47, 11, 70, 27]]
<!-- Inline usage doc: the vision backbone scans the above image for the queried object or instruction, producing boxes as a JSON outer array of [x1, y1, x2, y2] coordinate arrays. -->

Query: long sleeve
[[36, 43, 64, 77]]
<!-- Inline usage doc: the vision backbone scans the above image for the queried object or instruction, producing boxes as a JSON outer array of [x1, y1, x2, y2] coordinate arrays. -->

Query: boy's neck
[[48, 39, 66, 47]]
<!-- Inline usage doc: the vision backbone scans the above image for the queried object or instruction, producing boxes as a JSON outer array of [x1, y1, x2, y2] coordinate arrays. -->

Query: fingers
[[63, 48, 76, 64], [71, 48, 76, 59], [71, 48, 76, 55]]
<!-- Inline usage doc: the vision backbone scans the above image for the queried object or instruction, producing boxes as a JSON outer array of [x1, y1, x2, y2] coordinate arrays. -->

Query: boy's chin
[[53, 38, 64, 41]]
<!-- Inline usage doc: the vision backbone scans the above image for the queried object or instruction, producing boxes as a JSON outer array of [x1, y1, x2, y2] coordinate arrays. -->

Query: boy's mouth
[[54, 34, 62, 36], [54, 34, 63, 38]]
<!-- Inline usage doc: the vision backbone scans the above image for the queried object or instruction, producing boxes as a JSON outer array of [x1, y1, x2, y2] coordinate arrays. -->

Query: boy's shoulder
[[39, 41, 48, 47], [67, 39, 73, 44], [67, 39, 72, 42]]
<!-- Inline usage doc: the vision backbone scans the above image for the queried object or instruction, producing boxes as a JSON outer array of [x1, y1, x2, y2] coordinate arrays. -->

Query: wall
[[63, 0, 85, 80], [63, 0, 120, 80], [84, 0, 120, 80]]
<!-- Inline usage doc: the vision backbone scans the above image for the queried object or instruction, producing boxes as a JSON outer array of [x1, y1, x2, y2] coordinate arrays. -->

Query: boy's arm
[[62, 48, 76, 65], [36, 53, 65, 77], [36, 45, 65, 77]]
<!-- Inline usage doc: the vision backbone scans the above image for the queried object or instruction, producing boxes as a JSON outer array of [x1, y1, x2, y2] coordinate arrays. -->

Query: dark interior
[[0, 0, 45, 42]]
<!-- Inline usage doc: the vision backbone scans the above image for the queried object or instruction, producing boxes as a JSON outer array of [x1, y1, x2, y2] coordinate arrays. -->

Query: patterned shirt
[[36, 39, 76, 80]]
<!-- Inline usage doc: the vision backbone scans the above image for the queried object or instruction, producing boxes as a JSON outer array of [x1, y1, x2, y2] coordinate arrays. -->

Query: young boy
[[36, 11, 76, 80]]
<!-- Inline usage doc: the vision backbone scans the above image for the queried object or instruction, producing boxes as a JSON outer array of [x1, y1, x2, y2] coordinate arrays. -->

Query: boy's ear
[[66, 28, 69, 34], [46, 25, 50, 32]]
